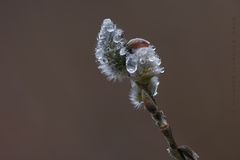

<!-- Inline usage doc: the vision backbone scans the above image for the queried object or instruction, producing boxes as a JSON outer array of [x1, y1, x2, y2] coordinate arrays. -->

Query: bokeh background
[[0, 0, 240, 160]]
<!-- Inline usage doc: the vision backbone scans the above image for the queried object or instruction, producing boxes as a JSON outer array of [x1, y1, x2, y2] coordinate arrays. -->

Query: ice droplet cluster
[[95, 19, 127, 81], [126, 47, 164, 78], [127, 46, 164, 108]]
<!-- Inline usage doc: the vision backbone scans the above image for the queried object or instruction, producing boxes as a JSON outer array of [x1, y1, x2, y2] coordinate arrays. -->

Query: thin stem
[[141, 90, 199, 160]]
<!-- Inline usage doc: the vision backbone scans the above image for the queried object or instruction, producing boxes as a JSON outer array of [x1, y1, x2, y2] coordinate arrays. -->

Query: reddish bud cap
[[127, 38, 150, 51]]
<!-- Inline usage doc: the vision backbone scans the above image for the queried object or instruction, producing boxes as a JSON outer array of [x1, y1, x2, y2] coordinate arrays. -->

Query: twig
[[141, 90, 199, 160]]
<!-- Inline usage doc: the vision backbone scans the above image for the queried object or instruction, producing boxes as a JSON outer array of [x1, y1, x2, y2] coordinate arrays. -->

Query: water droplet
[[126, 56, 138, 74], [102, 58, 108, 63], [96, 48, 104, 59], [153, 66, 163, 74], [115, 43, 122, 50], [160, 68, 165, 73], [148, 56, 155, 62], [138, 48, 147, 55], [98, 33, 105, 40], [152, 81, 160, 96], [107, 27, 114, 32], [139, 58, 146, 64], [150, 77, 159, 96], [103, 19, 111, 23], [99, 57, 108, 64], [155, 58, 161, 65], [113, 36, 120, 43], [120, 48, 127, 55], [103, 19, 114, 32], [113, 29, 122, 43]]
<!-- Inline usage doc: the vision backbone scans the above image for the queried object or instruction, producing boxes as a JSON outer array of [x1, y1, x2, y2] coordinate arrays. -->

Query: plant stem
[[141, 90, 199, 160]]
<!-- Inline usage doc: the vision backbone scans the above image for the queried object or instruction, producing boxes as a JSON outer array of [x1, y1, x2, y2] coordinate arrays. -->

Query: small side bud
[[178, 145, 199, 160]]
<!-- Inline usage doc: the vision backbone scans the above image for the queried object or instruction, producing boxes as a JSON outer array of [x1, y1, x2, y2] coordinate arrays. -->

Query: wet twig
[[94, 18, 199, 160], [142, 90, 199, 160]]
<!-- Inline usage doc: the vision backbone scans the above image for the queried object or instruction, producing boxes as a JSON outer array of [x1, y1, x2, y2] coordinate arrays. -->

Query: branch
[[141, 90, 199, 160]]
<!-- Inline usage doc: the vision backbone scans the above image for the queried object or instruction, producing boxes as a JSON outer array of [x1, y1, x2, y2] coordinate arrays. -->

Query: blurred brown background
[[0, 0, 239, 160]]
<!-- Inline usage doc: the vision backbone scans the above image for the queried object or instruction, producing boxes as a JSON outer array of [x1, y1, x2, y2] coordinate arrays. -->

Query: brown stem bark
[[141, 90, 199, 160]]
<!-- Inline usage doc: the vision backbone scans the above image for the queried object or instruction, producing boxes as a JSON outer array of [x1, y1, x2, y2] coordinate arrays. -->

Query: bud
[[95, 18, 128, 81], [126, 38, 164, 108], [95, 19, 164, 108]]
